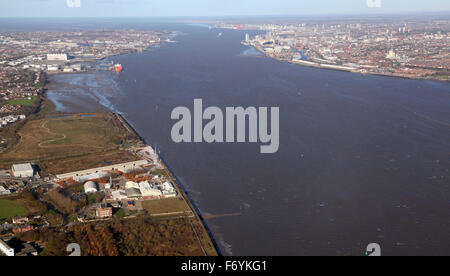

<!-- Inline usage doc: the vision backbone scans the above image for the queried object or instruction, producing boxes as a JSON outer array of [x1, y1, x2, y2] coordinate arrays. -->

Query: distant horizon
[[0, 10, 449, 20], [1, 0, 449, 18]]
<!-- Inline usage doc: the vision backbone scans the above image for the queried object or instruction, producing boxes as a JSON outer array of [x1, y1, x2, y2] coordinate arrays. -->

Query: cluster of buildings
[[0, 30, 165, 73], [0, 29, 168, 115], [110, 179, 177, 201], [1, 214, 48, 256], [0, 114, 26, 126], [0, 238, 39, 257], [0, 185, 11, 195], [0, 53, 82, 73], [0, 105, 24, 114], [0, 164, 36, 195], [230, 17, 450, 80], [54, 147, 179, 221], [77, 175, 178, 221], [0, 67, 42, 110], [79, 171, 178, 203], [0, 180, 26, 195]]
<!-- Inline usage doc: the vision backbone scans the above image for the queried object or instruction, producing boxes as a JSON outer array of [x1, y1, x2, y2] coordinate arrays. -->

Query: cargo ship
[[115, 64, 123, 73]]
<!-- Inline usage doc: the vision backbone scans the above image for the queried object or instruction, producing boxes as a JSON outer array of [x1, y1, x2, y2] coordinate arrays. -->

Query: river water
[[42, 22, 450, 256]]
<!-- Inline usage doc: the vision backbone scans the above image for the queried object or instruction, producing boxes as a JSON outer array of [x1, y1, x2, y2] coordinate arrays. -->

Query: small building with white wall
[[160, 181, 177, 198], [56, 160, 149, 180], [111, 190, 127, 201], [0, 239, 14, 257], [47, 53, 68, 61], [12, 163, 34, 178]]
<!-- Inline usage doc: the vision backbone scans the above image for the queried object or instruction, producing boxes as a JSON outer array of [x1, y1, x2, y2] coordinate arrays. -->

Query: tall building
[[245, 33, 250, 42]]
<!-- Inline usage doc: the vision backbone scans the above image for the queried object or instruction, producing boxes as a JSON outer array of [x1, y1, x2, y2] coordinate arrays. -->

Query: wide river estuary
[[39, 21, 450, 256]]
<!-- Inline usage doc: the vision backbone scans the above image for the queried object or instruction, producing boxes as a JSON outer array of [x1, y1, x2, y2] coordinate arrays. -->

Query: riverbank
[[250, 44, 450, 83], [38, 61, 219, 256]]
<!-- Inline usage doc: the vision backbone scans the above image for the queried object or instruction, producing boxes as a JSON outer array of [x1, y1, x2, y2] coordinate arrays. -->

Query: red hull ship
[[115, 64, 123, 73]]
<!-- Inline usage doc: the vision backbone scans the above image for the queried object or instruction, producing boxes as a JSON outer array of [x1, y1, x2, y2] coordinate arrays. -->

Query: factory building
[[111, 190, 127, 201], [56, 160, 149, 180], [12, 163, 34, 178], [126, 188, 142, 199], [126, 181, 140, 190], [139, 181, 163, 198], [84, 181, 99, 194], [47, 53, 68, 61], [161, 181, 177, 198], [47, 65, 60, 71]]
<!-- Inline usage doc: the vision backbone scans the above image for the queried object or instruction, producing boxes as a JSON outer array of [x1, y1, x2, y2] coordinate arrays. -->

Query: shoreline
[[41, 56, 220, 256], [115, 111, 220, 255], [248, 44, 450, 83]]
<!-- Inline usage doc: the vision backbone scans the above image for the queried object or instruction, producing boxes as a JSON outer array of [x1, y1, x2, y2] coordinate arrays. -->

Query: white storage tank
[[84, 181, 98, 194]]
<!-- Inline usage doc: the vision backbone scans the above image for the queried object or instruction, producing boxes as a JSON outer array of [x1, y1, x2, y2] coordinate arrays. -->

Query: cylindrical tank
[[84, 181, 98, 194]]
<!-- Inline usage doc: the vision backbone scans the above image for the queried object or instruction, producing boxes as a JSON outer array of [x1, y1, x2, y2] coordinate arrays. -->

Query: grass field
[[142, 198, 191, 215], [5, 96, 38, 106], [0, 113, 141, 175], [0, 199, 28, 219]]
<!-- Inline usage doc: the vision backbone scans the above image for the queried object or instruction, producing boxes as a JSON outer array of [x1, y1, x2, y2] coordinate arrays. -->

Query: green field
[[0, 113, 141, 175], [0, 199, 28, 219], [5, 96, 38, 106], [114, 208, 125, 218], [142, 198, 191, 215]]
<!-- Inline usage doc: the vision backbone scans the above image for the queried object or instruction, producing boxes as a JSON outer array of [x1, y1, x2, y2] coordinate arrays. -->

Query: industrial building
[[125, 188, 142, 199], [47, 65, 60, 71], [47, 53, 68, 61], [84, 181, 99, 194], [56, 160, 149, 181], [111, 190, 127, 201], [12, 163, 34, 178], [161, 181, 177, 198], [139, 181, 163, 198], [119, 180, 177, 200]]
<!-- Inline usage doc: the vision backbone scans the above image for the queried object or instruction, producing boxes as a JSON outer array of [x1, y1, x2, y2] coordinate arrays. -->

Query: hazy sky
[[1, 0, 449, 17]]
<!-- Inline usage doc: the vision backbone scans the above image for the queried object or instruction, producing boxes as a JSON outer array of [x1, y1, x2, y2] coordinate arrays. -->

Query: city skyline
[[0, 0, 449, 18]]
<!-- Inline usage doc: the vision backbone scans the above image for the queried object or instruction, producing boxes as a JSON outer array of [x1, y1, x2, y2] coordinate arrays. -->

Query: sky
[[0, 0, 449, 18]]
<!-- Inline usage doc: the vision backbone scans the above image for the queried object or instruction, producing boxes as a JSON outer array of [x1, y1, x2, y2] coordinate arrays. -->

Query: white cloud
[[66, 0, 81, 8], [366, 0, 382, 8]]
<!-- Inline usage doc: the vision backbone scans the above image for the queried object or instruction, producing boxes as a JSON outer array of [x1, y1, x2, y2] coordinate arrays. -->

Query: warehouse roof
[[126, 188, 142, 198], [12, 163, 33, 172]]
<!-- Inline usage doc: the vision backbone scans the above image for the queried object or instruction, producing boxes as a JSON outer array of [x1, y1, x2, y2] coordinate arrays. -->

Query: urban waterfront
[[45, 23, 450, 256]]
